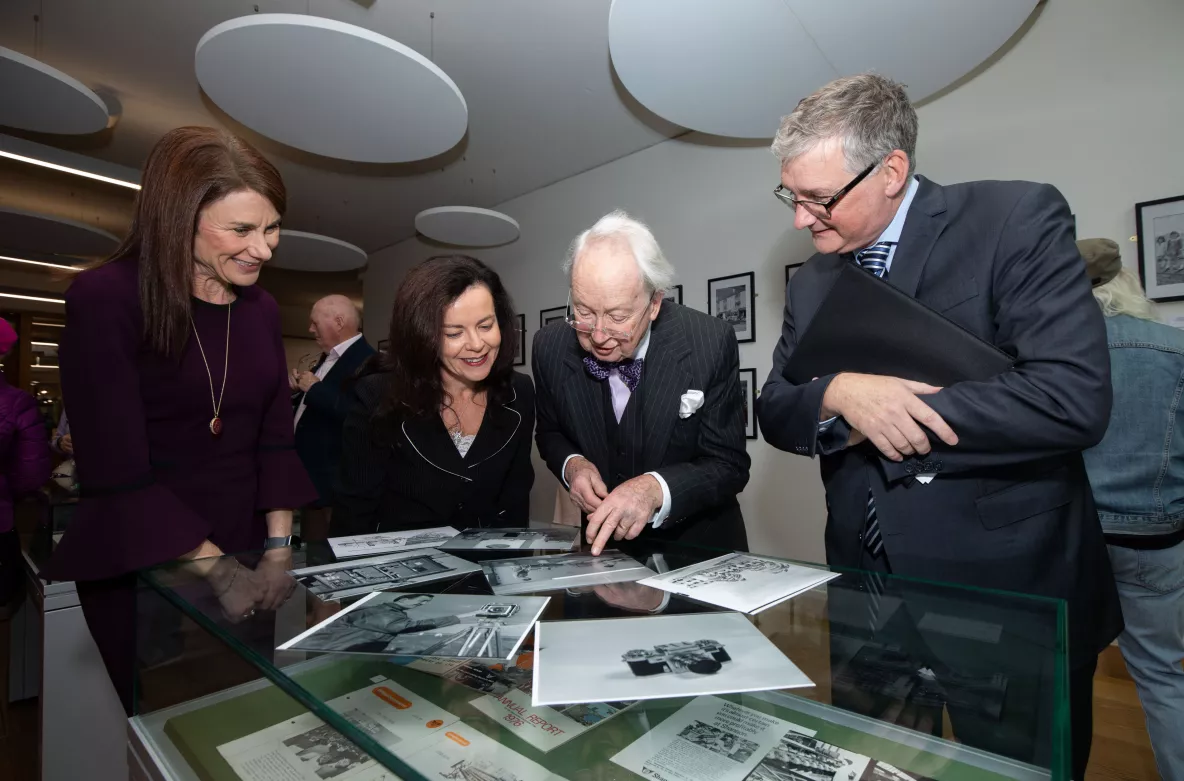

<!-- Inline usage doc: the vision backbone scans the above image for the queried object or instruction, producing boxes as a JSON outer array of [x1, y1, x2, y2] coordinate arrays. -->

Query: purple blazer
[[46, 257, 317, 582], [0, 377, 52, 533]]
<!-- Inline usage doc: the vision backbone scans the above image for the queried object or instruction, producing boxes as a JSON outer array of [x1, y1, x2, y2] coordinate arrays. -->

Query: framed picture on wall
[[707, 271, 755, 343], [738, 368, 758, 440], [512, 313, 526, 366], [540, 305, 567, 329], [785, 261, 805, 288], [1136, 194, 1184, 302], [663, 284, 683, 306]]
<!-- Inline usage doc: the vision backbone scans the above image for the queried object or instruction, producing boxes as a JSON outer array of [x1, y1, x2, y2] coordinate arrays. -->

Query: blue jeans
[[1107, 542, 1184, 781]]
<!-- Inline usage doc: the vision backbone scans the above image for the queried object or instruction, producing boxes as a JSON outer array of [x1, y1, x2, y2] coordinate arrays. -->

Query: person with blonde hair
[[1079, 238, 1184, 780]]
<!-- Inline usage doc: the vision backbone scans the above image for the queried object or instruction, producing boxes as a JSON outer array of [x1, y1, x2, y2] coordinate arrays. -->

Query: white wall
[[363, 0, 1184, 563]]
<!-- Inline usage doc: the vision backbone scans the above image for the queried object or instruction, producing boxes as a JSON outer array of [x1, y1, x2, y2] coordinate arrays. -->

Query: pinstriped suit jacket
[[532, 302, 750, 549]]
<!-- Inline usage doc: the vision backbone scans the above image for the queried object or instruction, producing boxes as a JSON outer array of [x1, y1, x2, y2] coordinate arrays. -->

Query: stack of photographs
[[439, 526, 579, 552], [482, 551, 655, 595], [289, 548, 480, 600], [327, 526, 460, 559], [279, 593, 549, 661], [638, 553, 840, 614]]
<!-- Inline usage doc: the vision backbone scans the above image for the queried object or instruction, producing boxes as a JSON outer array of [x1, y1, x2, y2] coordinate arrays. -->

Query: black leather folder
[[783, 263, 1014, 386]]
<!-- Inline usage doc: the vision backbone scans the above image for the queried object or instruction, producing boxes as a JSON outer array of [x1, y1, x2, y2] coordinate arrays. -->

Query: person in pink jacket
[[0, 318, 53, 612]]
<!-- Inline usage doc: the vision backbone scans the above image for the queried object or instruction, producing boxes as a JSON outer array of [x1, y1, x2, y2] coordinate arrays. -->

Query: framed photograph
[[707, 271, 755, 343], [540, 305, 567, 329], [512, 313, 526, 366], [785, 261, 805, 288], [1136, 195, 1184, 302], [738, 368, 758, 439], [663, 284, 683, 306]]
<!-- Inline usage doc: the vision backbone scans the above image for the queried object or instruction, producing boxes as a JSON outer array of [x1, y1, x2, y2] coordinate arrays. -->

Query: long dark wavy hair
[[93, 126, 286, 356], [369, 254, 518, 421]]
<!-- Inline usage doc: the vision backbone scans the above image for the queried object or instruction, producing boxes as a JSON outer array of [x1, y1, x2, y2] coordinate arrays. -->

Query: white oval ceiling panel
[[195, 14, 468, 163], [415, 207, 520, 247], [0, 46, 111, 134], [271, 230, 367, 272], [0, 206, 120, 257], [608, 0, 1037, 139]]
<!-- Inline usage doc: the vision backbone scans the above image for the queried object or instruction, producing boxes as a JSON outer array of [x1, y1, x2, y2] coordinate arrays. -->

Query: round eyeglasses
[[565, 291, 657, 341]]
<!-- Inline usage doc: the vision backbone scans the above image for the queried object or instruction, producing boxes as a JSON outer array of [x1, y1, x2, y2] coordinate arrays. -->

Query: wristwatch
[[263, 535, 293, 550]]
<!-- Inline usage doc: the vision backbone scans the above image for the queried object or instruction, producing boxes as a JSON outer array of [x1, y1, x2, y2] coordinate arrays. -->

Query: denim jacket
[[1083, 314, 1184, 536]]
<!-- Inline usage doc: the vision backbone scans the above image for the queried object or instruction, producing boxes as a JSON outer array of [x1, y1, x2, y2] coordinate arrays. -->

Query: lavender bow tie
[[583, 355, 644, 392]]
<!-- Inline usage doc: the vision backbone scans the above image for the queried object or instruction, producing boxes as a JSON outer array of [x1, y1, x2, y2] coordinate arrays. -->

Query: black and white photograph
[[1136, 194, 1184, 302], [532, 612, 813, 706], [785, 261, 805, 288], [677, 720, 760, 763], [328, 526, 460, 559], [540, 305, 567, 329], [750, 732, 871, 781], [482, 551, 654, 595], [739, 368, 758, 440], [280, 592, 549, 660], [440, 526, 578, 552], [281, 722, 371, 779], [639, 552, 840, 614], [708, 271, 755, 343], [289, 548, 481, 600], [664, 284, 683, 306], [513, 312, 527, 366], [859, 761, 937, 781]]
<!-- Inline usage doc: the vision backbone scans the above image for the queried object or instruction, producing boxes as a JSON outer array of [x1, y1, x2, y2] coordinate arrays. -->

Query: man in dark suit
[[756, 74, 1120, 777], [533, 210, 750, 563], [291, 294, 375, 540]]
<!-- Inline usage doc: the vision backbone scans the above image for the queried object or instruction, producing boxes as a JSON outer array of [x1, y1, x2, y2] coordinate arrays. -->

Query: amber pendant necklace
[[190, 301, 231, 437]]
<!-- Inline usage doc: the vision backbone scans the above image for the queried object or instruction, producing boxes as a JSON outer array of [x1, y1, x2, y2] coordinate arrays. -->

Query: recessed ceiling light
[[0, 150, 140, 190]]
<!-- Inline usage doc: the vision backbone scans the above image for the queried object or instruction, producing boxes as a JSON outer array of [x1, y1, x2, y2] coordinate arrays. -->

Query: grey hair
[[1092, 267, 1158, 321], [563, 210, 676, 295], [771, 73, 918, 176]]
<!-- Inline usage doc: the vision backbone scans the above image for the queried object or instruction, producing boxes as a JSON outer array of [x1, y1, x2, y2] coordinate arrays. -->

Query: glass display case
[[128, 536, 1069, 781]]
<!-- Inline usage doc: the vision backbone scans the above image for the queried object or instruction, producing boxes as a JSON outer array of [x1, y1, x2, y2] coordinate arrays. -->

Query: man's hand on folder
[[821, 373, 959, 462]]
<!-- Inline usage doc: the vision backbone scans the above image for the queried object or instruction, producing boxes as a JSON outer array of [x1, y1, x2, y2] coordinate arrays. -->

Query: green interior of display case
[[164, 658, 1015, 781]]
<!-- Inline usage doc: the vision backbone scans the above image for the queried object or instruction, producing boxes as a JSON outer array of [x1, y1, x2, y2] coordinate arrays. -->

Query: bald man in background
[[291, 295, 375, 541]]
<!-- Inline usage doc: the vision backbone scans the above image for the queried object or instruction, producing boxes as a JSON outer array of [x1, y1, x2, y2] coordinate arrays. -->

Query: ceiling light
[[0, 149, 140, 190], [0, 292, 66, 304], [33, 321, 65, 328], [32, 341, 58, 347], [31, 364, 58, 369], [0, 254, 83, 271]]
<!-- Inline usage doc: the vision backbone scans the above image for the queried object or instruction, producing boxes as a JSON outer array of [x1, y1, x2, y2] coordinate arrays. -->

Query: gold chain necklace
[[190, 301, 231, 437]]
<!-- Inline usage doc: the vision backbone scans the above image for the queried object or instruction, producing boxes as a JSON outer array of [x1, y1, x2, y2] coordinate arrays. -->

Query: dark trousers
[[830, 546, 1096, 779]]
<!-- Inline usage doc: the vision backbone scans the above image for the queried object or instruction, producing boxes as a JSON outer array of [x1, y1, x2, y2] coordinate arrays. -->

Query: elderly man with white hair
[[533, 210, 750, 557]]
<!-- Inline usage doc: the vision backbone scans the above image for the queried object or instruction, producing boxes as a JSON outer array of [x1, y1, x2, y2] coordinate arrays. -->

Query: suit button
[[904, 463, 915, 475], [456, 502, 464, 511]]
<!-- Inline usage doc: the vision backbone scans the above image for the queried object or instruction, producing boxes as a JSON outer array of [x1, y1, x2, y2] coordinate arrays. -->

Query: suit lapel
[[640, 305, 692, 470], [464, 385, 523, 469], [886, 176, 949, 298], [562, 336, 613, 471], [401, 415, 471, 482]]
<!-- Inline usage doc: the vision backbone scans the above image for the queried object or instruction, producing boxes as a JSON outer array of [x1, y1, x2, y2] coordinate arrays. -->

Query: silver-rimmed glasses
[[564, 290, 657, 341]]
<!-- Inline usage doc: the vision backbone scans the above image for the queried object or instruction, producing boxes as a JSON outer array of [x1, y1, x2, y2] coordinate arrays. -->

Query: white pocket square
[[679, 390, 705, 419]]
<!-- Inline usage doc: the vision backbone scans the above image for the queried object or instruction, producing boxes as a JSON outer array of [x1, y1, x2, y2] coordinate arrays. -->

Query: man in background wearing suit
[[533, 211, 750, 571], [756, 74, 1120, 777], [291, 294, 375, 541]]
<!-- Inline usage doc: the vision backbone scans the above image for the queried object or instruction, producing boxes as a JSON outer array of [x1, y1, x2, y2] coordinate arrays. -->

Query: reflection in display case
[[128, 539, 1069, 781]]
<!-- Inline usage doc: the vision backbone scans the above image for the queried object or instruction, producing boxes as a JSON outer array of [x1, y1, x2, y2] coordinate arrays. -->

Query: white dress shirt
[[294, 333, 364, 429]]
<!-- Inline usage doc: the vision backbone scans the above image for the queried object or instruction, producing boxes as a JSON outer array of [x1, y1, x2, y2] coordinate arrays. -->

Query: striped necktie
[[854, 241, 894, 559]]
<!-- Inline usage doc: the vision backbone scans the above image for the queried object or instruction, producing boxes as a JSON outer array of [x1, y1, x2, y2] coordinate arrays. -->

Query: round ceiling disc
[[415, 207, 520, 247], [195, 14, 468, 162], [0, 206, 120, 257], [608, 0, 1037, 139], [271, 230, 367, 272], [0, 46, 110, 134]]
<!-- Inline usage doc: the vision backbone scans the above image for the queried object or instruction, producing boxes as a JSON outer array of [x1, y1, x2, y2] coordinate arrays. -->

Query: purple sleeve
[[255, 295, 317, 511], [9, 392, 52, 495], [45, 266, 212, 583]]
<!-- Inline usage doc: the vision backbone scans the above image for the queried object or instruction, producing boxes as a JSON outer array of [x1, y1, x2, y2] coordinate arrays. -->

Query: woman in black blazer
[[333, 255, 534, 534]]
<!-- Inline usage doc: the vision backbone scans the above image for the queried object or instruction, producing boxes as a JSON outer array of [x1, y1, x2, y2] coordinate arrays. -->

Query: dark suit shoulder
[[352, 371, 392, 409], [663, 301, 734, 343], [939, 178, 1064, 214], [532, 319, 573, 357], [510, 370, 535, 405]]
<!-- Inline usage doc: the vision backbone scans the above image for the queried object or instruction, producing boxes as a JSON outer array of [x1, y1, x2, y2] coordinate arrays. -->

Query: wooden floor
[[0, 647, 1160, 780]]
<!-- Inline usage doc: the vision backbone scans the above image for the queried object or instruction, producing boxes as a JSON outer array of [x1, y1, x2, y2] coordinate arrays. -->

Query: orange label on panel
[[426, 720, 444, 729], [372, 686, 412, 709], [445, 732, 470, 746]]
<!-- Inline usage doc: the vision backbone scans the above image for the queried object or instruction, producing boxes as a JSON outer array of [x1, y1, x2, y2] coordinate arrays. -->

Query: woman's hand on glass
[[208, 558, 265, 622], [255, 547, 297, 611]]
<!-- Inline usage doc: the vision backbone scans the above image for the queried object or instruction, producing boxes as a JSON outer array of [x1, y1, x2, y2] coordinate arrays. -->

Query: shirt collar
[[634, 324, 652, 361], [871, 174, 921, 246], [330, 333, 364, 358]]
